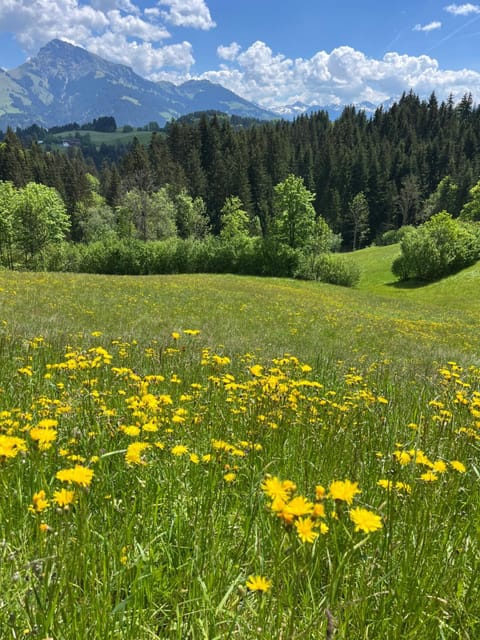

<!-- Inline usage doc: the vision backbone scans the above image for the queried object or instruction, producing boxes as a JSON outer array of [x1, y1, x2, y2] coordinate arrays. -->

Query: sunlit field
[[0, 248, 479, 639]]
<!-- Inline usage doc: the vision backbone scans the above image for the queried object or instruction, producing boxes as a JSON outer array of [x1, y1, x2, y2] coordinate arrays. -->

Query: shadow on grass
[[386, 279, 432, 289]]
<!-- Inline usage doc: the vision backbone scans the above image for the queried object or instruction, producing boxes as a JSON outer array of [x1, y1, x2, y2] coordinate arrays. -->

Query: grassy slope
[[0, 253, 479, 638], [48, 129, 154, 147], [2, 245, 478, 374]]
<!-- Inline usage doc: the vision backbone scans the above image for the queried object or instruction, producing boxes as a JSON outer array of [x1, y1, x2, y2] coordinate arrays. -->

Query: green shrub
[[392, 212, 480, 281], [375, 226, 414, 246], [295, 252, 361, 287]]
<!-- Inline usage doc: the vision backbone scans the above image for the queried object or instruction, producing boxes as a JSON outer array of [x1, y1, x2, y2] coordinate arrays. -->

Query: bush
[[375, 226, 414, 246], [295, 252, 361, 287], [392, 212, 480, 281]]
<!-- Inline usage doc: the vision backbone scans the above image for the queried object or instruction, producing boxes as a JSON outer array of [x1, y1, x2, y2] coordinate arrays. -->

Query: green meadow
[[0, 245, 479, 639]]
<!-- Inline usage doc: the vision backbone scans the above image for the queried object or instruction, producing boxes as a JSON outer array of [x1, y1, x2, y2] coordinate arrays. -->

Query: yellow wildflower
[[0, 435, 27, 459], [29, 490, 50, 514], [328, 479, 361, 504], [312, 503, 326, 519], [56, 465, 94, 487], [125, 442, 151, 465], [420, 471, 438, 482], [315, 484, 326, 500], [295, 517, 318, 543], [29, 427, 57, 450], [246, 575, 271, 592], [349, 507, 383, 533], [171, 445, 189, 456], [249, 364, 264, 377], [393, 450, 412, 465], [53, 488, 76, 510], [261, 476, 293, 503]]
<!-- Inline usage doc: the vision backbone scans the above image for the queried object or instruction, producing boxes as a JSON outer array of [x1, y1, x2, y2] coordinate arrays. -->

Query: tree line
[[0, 90, 480, 279]]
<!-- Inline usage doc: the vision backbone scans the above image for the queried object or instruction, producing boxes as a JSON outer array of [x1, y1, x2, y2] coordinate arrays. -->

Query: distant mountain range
[[274, 100, 391, 120], [0, 39, 387, 131]]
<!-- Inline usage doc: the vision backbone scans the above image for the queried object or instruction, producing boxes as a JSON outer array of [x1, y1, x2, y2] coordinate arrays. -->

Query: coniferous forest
[[1, 91, 480, 279]]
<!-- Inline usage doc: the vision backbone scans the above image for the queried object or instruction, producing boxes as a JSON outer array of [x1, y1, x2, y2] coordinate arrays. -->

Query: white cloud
[[158, 0, 215, 30], [217, 42, 241, 61], [413, 21, 442, 32], [201, 41, 480, 109], [86, 36, 194, 73], [444, 3, 480, 15]]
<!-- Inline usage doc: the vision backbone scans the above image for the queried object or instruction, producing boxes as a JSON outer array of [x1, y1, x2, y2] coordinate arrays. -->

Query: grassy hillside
[[0, 255, 478, 638], [47, 128, 154, 147]]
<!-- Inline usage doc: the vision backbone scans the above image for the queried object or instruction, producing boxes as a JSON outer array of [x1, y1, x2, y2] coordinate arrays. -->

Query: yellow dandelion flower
[[0, 435, 27, 459], [29, 490, 49, 514], [171, 444, 189, 456], [393, 450, 412, 465], [53, 488, 76, 510], [432, 460, 447, 473], [284, 495, 314, 517], [328, 479, 361, 504], [223, 472, 236, 483], [142, 421, 159, 433], [377, 479, 393, 491], [277, 495, 314, 524], [37, 418, 58, 429], [318, 521, 329, 535], [413, 450, 432, 467], [56, 464, 94, 487], [249, 364, 264, 377], [246, 575, 271, 592], [120, 425, 141, 437], [315, 484, 326, 500], [171, 332, 180, 340], [125, 442, 151, 465], [396, 482, 412, 493], [450, 460, 466, 473], [295, 517, 319, 543], [349, 507, 383, 533], [281, 479, 297, 493], [420, 471, 438, 482], [29, 427, 57, 450], [261, 476, 292, 503], [312, 502, 326, 518]]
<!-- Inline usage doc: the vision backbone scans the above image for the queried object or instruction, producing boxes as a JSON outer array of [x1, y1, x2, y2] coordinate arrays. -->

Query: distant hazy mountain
[[0, 39, 277, 129], [275, 100, 392, 121]]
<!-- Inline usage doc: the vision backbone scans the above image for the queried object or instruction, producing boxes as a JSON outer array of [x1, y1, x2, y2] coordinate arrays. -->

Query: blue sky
[[2, 1, 480, 109]]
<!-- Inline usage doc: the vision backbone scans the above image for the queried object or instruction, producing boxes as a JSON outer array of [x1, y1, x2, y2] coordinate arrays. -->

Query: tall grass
[[0, 251, 479, 638]]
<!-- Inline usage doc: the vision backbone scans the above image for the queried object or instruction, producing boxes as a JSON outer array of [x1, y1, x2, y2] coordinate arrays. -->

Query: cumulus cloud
[[217, 42, 242, 61], [0, 0, 206, 76], [158, 0, 215, 30], [444, 3, 480, 15], [205, 40, 480, 109], [413, 21, 442, 32]]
